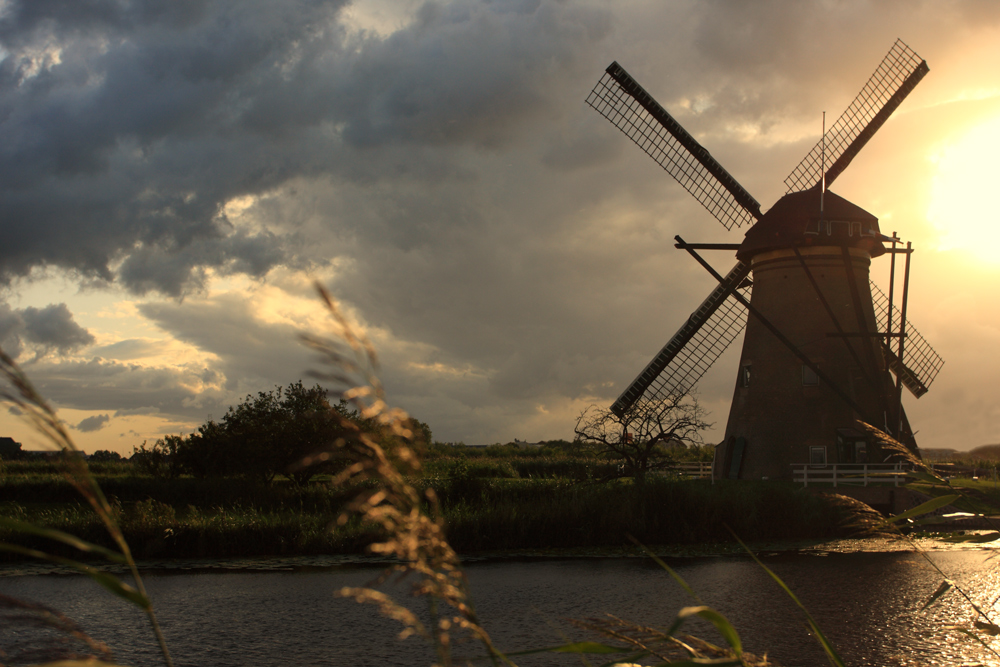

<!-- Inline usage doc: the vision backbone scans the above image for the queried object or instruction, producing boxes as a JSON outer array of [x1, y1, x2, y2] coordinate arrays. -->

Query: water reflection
[[0, 551, 998, 666]]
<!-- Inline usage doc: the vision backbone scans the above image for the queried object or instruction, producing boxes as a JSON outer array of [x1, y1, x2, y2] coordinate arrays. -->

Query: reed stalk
[[0, 349, 174, 667]]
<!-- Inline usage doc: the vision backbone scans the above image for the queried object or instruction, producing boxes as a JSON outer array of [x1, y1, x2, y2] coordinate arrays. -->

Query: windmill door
[[836, 428, 868, 464]]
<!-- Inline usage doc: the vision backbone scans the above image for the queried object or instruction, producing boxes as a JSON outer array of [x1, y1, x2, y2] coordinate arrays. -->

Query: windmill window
[[739, 364, 751, 388], [854, 440, 868, 463], [801, 365, 819, 386], [809, 446, 827, 466]]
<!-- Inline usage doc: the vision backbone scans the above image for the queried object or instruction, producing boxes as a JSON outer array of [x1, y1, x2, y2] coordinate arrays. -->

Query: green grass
[[435, 478, 845, 551], [0, 447, 859, 562], [907, 477, 1000, 516], [0, 473, 853, 561]]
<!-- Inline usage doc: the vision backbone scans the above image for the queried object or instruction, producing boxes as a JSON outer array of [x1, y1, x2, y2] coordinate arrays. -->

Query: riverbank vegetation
[[0, 451, 852, 561]]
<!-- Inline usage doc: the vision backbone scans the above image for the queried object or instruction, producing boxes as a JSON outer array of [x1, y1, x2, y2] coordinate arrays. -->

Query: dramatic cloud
[[20, 303, 95, 352], [0, 302, 94, 358], [0, 0, 612, 296], [24, 356, 226, 421], [0, 0, 998, 454], [137, 292, 317, 393], [75, 413, 110, 432]]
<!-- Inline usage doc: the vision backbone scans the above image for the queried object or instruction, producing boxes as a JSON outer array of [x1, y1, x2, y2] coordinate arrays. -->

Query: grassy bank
[[0, 457, 851, 561], [434, 477, 845, 551]]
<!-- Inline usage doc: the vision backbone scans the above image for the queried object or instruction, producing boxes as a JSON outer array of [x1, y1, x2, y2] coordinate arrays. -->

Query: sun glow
[[927, 115, 1000, 263]]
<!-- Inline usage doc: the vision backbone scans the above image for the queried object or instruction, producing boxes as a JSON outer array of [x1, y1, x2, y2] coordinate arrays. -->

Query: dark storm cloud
[[24, 355, 227, 421], [117, 228, 290, 295], [0, 302, 26, 358], [20, 303, 95, 351], [3, 0, 997, 447], [0, 302, 94, 358], [75, 413, 110, 432], [0, 0, 612, 295]]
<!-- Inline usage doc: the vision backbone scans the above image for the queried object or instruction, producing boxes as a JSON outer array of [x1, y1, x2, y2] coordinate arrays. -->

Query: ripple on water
[[0, 540, 998, 666]]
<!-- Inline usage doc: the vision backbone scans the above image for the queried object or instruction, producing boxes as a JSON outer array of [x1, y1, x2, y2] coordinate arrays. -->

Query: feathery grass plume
[[569, 615, 773, 666], [300, 284, 509, 667], [820, 493, 897, 538], [0, 348, 174, 667]]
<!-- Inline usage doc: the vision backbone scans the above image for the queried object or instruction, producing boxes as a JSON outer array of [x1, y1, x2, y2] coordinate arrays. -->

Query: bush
[[137, 382, 432, 484]]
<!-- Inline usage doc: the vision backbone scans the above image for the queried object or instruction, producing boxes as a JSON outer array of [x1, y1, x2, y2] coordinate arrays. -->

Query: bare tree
[[574, 392, 712, 485]]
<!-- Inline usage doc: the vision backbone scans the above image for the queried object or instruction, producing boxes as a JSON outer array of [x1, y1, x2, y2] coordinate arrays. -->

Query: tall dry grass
[[298, 284, 511, 666]]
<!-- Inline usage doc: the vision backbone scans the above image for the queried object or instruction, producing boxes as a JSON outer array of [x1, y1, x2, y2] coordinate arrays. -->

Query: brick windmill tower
[[586, 40, 944, 481]]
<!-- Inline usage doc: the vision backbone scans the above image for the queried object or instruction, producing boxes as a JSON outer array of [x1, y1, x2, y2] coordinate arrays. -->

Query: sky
[[0, 0, 998, 455]]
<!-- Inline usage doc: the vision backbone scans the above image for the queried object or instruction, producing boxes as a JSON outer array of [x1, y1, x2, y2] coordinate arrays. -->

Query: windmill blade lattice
[[587, 62, 761, 231], [784, 39, 929, 193], [869, 280, 944, 397], [612, 262, 752, 422]]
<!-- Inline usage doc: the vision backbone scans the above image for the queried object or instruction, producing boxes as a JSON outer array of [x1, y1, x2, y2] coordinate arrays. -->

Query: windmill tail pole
[[821, 111, 826, 216], [895, 242, 913, 437]]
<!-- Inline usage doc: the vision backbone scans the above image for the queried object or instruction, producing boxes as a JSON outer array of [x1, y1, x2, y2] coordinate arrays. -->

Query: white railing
[[791, 463, 911, 487], [668, 461, 713, 480]]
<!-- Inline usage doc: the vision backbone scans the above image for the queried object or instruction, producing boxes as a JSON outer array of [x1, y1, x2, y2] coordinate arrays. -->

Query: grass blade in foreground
[[502, 640, 626, 656], [0, 544, 149, 607], [729, 530, 846, 667], [0, 516, 128, 562], [0, 592, 118, 665], [921, 580, 954, 610], [859, 422, 1000, 658], [629, 535, 704, 605], [0, 349, 174, 667], [884, 495, 960, 524]]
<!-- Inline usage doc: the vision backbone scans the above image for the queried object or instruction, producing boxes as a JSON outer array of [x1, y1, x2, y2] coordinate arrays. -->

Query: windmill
[[586, 39, 944, 481]]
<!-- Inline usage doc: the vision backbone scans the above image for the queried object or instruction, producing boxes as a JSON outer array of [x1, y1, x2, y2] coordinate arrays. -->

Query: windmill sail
[[612, 261, 752, 420], [587, 62, 761, 231], [869, 280, 944, 396], [784, 39, 929, 193], [881, 345, 929, 398]]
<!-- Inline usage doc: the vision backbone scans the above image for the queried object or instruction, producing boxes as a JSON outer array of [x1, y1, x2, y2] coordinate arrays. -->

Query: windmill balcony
[[791, 462, 913, 487]]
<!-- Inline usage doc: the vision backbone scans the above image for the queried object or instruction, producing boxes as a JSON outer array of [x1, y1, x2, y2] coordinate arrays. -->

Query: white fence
[[791, 463, 911, 487], [667, 461, 713, 480]]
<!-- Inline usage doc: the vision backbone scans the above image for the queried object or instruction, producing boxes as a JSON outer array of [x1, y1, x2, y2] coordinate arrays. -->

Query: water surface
[[2, 550, 998, 666]]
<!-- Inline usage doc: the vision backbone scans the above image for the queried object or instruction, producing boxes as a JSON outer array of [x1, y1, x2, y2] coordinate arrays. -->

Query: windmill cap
[[737, 188, 885, 261]]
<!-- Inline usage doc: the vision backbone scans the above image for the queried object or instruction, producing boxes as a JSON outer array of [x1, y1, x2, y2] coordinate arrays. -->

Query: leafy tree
[[185, 381, 341, 483], [574, 392, 712, 485], [0, 437, 23, 460], [132, 436, 185, 478], [146, 381, 434, 484], [173, 421, 239, 479]]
